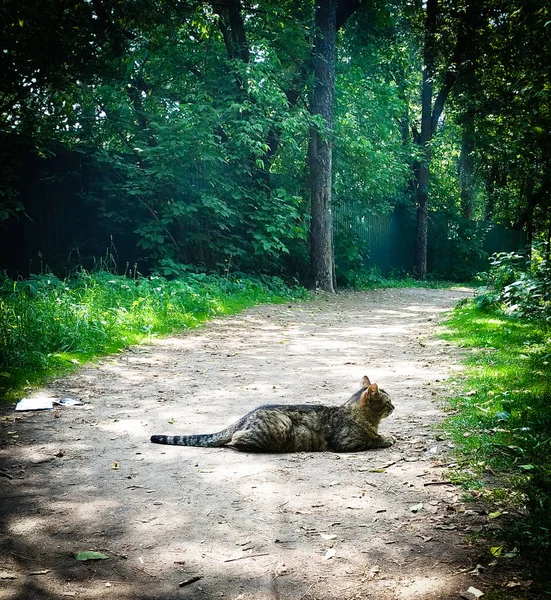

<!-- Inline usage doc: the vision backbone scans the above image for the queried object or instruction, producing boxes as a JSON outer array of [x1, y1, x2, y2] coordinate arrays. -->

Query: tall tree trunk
[[309, 0, 337, 292], [413, 0, 475, 278], [545, 218, 551, 263], [414, 0, 437, 280], [459, 122, 475, 220]]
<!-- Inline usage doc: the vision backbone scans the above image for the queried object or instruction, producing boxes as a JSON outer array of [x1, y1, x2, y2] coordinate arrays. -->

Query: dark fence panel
[[335, 205, 526, 278], [0, 146, 143, 276]]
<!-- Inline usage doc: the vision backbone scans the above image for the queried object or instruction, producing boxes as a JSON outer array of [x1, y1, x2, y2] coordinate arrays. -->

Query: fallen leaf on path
[[367, 566, 381, 579], [488, 511, 501, 519], [324, 549, 336, 560], [505, 580, 532, 588], [74, 551, 109, 561], [111, 461, 120, 470], [319, 533, 337, 540], [460, 586, 484, 599], [469, 564, 484, 576], [490, 546, 503, 557], [409, 503, 423, 513]]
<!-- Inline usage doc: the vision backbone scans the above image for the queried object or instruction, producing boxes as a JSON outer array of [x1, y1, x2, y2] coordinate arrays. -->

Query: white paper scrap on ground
[[15, 397, 54, 411], [58, 398, 84, 406]]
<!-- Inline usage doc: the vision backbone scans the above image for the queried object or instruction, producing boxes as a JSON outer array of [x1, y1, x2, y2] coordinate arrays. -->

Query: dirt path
[[1, 287, 508, 600]]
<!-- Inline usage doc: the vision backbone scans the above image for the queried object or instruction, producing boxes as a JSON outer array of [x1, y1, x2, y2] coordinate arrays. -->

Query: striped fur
[[150, 376, 394, 453]]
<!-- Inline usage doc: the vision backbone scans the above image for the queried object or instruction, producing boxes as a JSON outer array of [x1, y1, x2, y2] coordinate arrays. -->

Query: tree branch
[[431, 27, 469, 133]]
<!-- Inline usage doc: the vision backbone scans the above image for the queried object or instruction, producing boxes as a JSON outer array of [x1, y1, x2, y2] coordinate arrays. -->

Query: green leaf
[[74, 551, 109, 561], [409, 503, 423, 513], [488, 511, 502, 519], [519, 464, 535, 471], [490, 545, 503, 557]]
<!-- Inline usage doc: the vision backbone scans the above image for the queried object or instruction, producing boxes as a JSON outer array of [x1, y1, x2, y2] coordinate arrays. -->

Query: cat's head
[[359, 383, 394, 419]]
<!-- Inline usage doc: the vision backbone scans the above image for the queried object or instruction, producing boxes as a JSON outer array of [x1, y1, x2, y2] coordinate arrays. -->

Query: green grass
[[441, 299, 551, 566], [0, 270, 308, 402]]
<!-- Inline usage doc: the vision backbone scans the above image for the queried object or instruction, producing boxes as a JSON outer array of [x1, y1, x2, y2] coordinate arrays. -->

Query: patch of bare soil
[[1, 288, 524, 599]]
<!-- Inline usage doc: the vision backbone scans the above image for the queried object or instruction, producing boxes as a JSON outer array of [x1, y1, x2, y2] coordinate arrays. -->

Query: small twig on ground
[[299, 582, 316, 600], [110, 566, 128, 580], [10, 552, 35, 561], [224, 553, 269, 563], [179, 575, 202, 587], [132, 567, 157, 578], [423, 480, 452, 486]]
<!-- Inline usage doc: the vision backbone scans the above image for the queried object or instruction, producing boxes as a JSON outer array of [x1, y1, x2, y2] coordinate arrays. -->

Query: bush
[[475, 247, 551, 320]]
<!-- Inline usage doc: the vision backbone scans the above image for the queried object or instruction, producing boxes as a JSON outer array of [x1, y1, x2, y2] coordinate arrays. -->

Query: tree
[[412, 0, 479, 278], [309, 0, 338, 292], [309, 0, 361, 291], [464, 0, 551, 244]]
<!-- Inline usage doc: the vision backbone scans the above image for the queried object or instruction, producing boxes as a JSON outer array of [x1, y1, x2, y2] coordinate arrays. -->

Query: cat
[[150, 376, 395, 453]]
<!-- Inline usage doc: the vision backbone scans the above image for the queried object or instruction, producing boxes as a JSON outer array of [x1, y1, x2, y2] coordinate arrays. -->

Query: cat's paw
[[379, 435, 395, 448]]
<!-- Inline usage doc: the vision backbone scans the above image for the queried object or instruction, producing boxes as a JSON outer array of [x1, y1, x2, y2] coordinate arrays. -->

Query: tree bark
[[413, 0, 476, 278], [545, 218, 551, 263], [459, 122, 475, 220], [309, 0, 337, 292], [414, 0, 437, 280]]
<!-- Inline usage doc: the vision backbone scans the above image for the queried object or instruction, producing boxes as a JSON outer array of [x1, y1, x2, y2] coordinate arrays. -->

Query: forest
[[1, 0, 548, 287], [1, 0, 551, 594]]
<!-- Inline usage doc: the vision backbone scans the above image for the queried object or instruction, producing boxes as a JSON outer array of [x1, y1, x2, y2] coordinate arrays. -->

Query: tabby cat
[[150, 376, 394, 453]]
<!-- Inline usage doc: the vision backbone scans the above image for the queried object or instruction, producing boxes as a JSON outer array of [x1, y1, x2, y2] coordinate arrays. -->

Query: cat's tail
[[150, 430, 233, 447]]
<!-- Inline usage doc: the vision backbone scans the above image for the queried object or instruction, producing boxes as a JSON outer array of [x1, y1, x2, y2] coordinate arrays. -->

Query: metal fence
[[335, 205, 526, 278]]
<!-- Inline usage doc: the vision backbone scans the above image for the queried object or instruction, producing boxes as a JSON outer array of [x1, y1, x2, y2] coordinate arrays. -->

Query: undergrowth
[[0, 270, 308, 402], [341, 267, 470, 290], [441, 300, 551, 570]]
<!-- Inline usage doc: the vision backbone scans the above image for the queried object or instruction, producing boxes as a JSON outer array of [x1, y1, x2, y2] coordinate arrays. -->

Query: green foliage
[[476, 247, 551, 320], [442, 301, 551, 563], [0, 269, 307, 401], [1, 0, 548, 287], [458, 0, 551, 234]]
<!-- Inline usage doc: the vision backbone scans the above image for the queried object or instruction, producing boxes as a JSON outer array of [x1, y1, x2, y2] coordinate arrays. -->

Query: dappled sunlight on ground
[[1, 287, 492, 600]]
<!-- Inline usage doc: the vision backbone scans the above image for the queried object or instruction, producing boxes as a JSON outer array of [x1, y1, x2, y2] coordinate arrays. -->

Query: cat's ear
[[360, 384, 379, 406], [361, 375, 371, 388]]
